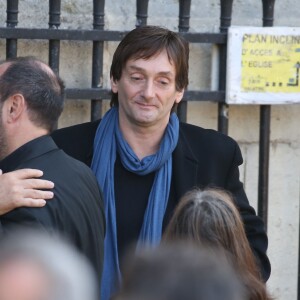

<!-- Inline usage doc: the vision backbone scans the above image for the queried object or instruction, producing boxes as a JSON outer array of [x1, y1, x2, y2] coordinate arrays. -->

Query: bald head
[[0, 56, 65, 132], [0, 62, 10, 77]]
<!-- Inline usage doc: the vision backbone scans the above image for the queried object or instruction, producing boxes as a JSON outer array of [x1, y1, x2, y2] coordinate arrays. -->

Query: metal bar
[[258, 0, 275, 227], [178, 0, 191, 32], [48, 39, 60, 73], [6, 0, 19, 58], [177, 0, 191, 122], [258, 106, 271, 224], [183, 90, 225, 101], [93, 0, 105, 29], [217, 0, 233, 134], [48, 0, 61, 130], [49, 0, 61, 29], [65, 88, 111, 99], [49, 0, 61, 74], [0, 28, 227, 44], [136, 0, 149, 27], [181, 32, 227, 43], [262, 0, 275, 27], [91, 0, 105, 121]]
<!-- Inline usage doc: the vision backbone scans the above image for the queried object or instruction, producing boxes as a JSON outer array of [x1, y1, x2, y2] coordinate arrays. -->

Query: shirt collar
[[0, 135, 58, 173]]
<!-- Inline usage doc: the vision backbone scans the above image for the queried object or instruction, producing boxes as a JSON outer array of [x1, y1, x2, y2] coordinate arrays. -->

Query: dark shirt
[[115, 154, 177, 266], [0, 135, 105, 283]]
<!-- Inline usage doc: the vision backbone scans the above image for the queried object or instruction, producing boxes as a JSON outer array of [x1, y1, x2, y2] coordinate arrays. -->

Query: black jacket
[[0, 135, 105, 285], [52, 120, 271, 281]]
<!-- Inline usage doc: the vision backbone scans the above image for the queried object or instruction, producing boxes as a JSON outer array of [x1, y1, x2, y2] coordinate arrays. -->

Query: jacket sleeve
[[226, 141, 271, 281]]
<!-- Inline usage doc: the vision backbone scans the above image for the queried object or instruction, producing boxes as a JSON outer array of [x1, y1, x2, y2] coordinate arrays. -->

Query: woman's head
[[164, 188, 272, 300], [164, 188, 248, 257]]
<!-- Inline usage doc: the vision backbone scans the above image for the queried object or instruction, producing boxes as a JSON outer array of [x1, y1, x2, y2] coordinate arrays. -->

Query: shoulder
[[35, 150, 104, 221], [51, 120, 100, 165], [44, 148, 99, 188], [52, 120, 100, 144], [179, 122, 238, 150]]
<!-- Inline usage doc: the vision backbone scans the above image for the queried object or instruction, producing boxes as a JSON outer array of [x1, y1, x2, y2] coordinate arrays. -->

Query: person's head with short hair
[[164, 188, 272, 300], [0, 56, 64, 132], [110, 25, 189, 109], [0, 56, 65, 160], [114, 242, 246, 300], [0, 229, 98, 300]]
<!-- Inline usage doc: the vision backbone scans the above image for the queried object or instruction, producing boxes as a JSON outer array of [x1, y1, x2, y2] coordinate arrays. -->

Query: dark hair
[[114, 243, 246, 300], [0, 56, 65, 132], [164, 188, 272, 300], [110, 26, 189, 108]]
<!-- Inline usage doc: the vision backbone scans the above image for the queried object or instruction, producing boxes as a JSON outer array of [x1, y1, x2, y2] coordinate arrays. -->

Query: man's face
[[111, 50, 184, 130]]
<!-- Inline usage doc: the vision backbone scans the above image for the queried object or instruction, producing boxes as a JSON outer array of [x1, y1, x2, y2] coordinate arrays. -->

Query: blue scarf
[[91, 107, 179, 300]]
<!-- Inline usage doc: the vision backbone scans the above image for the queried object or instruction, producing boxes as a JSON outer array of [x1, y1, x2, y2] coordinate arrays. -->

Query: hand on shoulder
[[0, 169, 54, 215]]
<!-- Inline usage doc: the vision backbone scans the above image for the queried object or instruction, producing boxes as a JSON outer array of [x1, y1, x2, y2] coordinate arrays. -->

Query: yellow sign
[[241, 34, 300, 93]]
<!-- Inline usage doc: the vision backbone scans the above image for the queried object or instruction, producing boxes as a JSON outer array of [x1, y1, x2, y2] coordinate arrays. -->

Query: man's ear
[[175, 89, 185, 104], [111, 77, 118, 94], [4, 94, 26, 123]]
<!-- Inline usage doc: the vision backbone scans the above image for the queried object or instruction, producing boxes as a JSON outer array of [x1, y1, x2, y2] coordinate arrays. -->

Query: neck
[[119, 118, 168, 160], [7, 125, 49, 158]]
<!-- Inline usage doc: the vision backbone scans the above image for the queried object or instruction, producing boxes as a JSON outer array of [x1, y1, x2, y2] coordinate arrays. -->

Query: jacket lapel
[[172, 126, 199, 201]]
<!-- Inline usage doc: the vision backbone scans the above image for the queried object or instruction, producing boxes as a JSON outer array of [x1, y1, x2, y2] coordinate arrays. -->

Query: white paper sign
[[226, 26, 300, 104]]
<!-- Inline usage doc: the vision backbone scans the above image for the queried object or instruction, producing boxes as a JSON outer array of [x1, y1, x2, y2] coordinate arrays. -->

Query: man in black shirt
[[0, 57, 105, 286]]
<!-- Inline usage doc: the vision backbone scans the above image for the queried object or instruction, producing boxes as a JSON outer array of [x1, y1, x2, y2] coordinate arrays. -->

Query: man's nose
[[141, 80, 155, 100]]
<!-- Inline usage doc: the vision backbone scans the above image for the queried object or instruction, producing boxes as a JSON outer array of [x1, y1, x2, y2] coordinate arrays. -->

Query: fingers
[[25, 178, 55, 190], [21, 198, 47, 208], [12, 198, 47, 209], [23, 189, 54, 200], [12, 168, 45, 179], [10, 169, 55, 189], [0, 170, 55, 215], [10, 190, 53, 210]]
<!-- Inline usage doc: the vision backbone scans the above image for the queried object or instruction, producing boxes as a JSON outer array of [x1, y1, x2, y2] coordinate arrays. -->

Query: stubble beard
[[0, 111, 9, 161]]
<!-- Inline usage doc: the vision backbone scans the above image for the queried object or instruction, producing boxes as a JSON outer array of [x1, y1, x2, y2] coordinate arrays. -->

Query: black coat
[[52, 120, 271, 281], [0, 136, 105, 285]]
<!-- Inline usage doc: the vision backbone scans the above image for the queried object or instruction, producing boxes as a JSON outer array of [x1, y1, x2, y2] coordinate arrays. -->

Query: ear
[[110, 76, 119, 94], [3, 94, 26, 123], [174, 89, 185, 104]]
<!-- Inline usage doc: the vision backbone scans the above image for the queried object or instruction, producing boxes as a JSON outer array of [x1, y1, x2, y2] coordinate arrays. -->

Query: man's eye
[[131, 76, 142, 81], [158, 79, 169, 85]]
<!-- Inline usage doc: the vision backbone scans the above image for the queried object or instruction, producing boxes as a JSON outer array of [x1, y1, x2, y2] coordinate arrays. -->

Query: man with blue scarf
[[0, 26, 270, 300]]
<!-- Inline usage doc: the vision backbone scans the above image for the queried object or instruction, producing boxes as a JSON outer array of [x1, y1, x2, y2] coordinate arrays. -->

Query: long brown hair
[[164, 188, 273, 300]]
